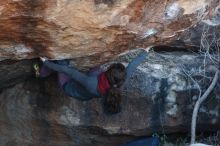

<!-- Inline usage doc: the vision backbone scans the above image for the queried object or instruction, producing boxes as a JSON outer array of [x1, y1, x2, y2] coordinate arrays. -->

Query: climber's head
[[105, 63, 126, 88]]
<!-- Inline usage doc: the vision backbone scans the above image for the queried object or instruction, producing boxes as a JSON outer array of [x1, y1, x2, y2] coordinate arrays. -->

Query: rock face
[[0, 0, 220, 67], [0, 52, 219, 146], [0, 59, 34, 88], [0, 0, 220, 146]]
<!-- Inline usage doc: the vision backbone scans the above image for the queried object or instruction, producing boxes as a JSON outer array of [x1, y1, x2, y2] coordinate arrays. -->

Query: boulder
[[0, 0, 220, 67], [0, 0, 220, 145], [0, 52, 219, 146]]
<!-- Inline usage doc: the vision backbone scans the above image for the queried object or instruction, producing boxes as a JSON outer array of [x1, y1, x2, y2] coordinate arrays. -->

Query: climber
[[35, 47, 151, 114]]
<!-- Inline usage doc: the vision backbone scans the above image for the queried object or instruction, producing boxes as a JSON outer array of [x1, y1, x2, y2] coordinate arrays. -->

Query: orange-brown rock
[[0, 0, 219, 67]]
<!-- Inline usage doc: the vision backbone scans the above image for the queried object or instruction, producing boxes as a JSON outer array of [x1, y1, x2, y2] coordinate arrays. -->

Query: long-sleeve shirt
[[43, 51, 148, 100]]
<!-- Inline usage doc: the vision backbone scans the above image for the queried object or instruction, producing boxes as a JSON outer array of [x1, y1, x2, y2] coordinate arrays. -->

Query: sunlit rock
[[0, 0, 219, 67]]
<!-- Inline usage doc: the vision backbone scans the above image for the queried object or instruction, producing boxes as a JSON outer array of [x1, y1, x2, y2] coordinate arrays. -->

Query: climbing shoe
[[33, 63, 40, 77]]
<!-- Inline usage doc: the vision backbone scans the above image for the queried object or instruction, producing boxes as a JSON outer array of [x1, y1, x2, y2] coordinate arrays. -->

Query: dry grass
[[161, 131, 220, 146]]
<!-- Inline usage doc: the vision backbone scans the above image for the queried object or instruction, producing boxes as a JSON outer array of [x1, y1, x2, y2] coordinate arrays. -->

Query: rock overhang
[[0, 0, 219, 67]]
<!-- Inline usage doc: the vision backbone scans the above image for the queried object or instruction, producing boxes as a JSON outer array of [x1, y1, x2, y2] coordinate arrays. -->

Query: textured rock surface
[[0, 59, 34, 88], [0, 52, 219, 146], [0, 0, 220, 145], [0, 0, 220, 67]]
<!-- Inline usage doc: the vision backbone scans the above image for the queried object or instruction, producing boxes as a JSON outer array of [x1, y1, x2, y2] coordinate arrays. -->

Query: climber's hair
[[104, 63, 126, 114]]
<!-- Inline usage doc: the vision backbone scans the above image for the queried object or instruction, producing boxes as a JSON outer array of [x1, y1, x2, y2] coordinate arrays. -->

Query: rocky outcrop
[[0, 0, 220, 145], [0, 51, 219, 146], [0, 59, 34, 89], [0, 0, 220, 67]]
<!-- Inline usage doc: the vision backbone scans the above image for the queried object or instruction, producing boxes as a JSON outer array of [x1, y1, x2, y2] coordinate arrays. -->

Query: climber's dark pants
[[41, 60, 100, 100]]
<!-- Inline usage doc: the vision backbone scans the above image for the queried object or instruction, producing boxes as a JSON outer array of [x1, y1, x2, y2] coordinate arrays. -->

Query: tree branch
[[191, 70, 219, 144]]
